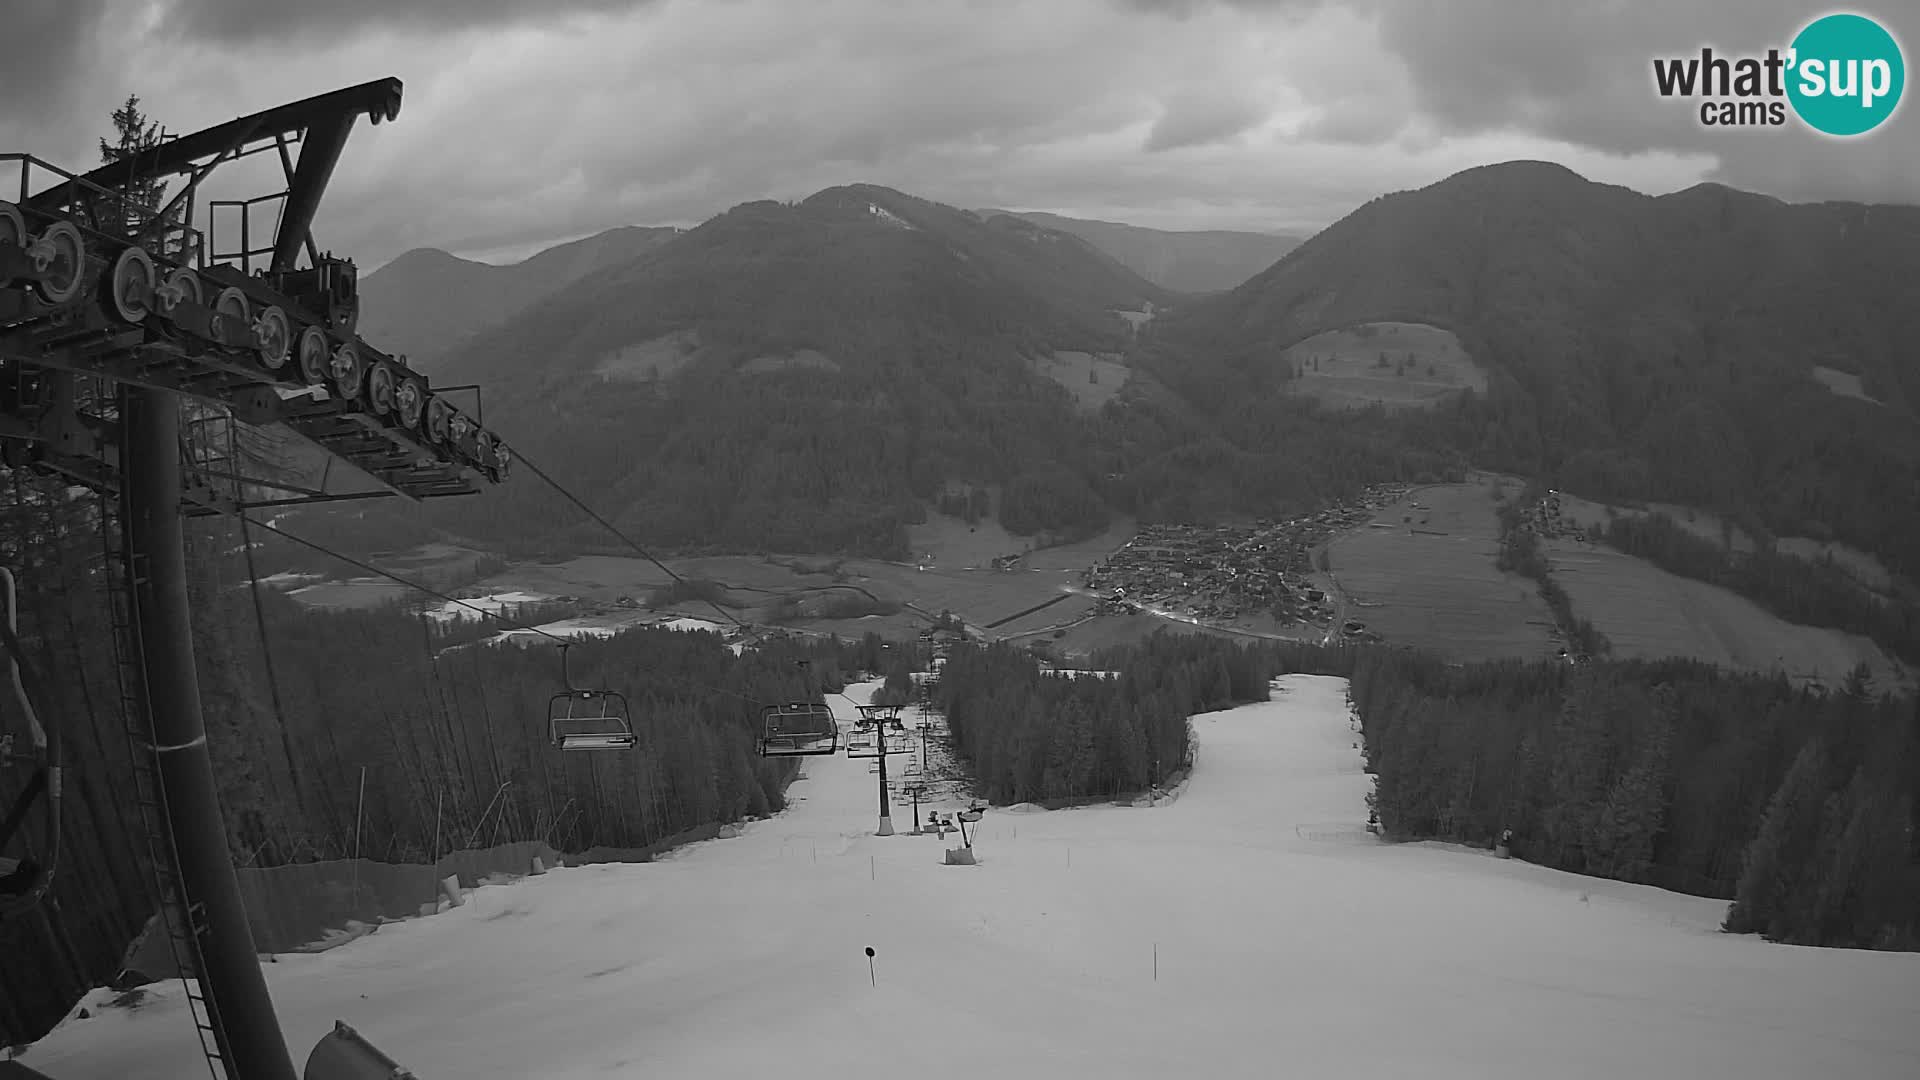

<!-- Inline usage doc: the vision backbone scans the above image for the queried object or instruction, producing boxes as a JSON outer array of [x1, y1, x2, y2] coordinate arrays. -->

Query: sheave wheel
[[27, 222, 85, 306], [211, 287, 250, 349], [297, 326, 331, 386], [366, 362, 396, 415], [106, 246, 155, 324], [0, 202, 24, 287], [330, 343, 364, 399], [253, 306, 291, 370], [156, 267, 203, 315]]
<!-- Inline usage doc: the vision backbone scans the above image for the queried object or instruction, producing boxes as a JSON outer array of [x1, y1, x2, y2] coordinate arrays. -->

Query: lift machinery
[[1, 78, 516, 1080]]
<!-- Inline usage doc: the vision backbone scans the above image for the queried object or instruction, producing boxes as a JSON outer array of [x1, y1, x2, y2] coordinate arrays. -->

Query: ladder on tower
[[98, 482, 230, 1080]]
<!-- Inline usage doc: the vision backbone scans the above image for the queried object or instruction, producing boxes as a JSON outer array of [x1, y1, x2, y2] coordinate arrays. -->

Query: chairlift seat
[[556, 732, 637, 751], [548, 688, 635, 752], [759, 702, 838, 757]]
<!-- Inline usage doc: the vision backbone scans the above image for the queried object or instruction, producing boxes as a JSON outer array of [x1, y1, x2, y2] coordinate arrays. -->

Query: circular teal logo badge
[[1787, 13, 1905, 136]]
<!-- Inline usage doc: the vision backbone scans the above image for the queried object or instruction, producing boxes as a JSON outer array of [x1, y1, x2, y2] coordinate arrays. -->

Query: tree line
[[931, 630, 1917, 952], [928, 635, 1273, 805], [1492, 488, 1609, 659], [1588, 510, 1920, 666], [1330, 643, 1918, 951], [0, 472, 906, 1042]]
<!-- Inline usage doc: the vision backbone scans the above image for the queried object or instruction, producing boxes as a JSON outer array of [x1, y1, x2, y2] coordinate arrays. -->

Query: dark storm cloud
[[153, 0, 665, 42], [59, 0, 1899, 274], [0, 0, 109, 117]]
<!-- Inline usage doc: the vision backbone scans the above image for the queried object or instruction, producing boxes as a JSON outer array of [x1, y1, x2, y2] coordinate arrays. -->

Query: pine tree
[[98, 94, 170, 238], [1725, 738, 1830, 937], [1589, 687, 1674, 882]]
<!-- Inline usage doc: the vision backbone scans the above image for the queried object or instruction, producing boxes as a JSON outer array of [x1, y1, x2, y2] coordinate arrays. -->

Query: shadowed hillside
[[357, 225, 682, 370], [1157, 160, 1920, 583]]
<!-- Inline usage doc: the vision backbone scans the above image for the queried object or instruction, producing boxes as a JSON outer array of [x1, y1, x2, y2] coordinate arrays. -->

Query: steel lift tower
[[0, 79, 512, 1079]]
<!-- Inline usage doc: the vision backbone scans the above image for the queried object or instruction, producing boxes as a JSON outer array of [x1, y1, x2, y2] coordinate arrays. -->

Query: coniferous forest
[[0, 471, 908, 1042], [936, 633, 1920, 953], [928, 636, 1273, 804]]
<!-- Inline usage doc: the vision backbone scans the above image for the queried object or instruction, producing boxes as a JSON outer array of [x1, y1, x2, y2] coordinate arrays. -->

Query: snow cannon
[[304, 1020, 417, 1079]]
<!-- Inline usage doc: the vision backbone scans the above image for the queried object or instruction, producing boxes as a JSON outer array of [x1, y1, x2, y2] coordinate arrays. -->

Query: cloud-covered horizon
[[1, 0, 1912, 271]]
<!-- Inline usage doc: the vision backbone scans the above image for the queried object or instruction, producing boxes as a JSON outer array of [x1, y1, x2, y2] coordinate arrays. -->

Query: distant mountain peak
[[357, 224, 682, 369], [975, 209, 1303, 293]]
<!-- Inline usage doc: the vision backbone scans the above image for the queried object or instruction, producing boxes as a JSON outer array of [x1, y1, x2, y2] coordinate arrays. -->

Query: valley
[[282, 471, 1909, 693]]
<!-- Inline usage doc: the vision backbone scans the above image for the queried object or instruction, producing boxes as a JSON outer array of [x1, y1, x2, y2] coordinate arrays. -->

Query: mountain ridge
[[977, 208, 1302, 293], [1160, 158, 1920, 580], [356, 225, 682, 369]]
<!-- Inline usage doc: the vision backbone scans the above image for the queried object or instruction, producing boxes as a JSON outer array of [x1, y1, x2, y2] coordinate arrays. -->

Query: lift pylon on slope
[[1, 77, 513, 1080], [849, 703, 908, 836]]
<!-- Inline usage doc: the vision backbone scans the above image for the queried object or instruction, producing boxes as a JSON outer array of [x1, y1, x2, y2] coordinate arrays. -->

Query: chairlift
[[759, 702, 839, 757], [547, 643, 635, 751]]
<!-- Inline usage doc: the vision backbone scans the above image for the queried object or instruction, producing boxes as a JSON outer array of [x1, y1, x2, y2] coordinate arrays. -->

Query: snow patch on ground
[[24, 676, 1920, 1080], [869, 202, 916, 230]]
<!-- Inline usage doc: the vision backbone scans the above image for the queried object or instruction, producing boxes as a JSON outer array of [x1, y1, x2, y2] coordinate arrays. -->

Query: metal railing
[[0, 153, 205, 267]]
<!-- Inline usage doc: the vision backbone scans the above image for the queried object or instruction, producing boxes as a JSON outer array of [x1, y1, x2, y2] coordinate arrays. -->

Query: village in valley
[[1079, 483, 1420, 637]]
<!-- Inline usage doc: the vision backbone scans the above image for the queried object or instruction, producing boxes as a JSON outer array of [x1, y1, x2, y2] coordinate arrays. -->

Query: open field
[[594, 329, 705, 383], [1774, 538, 1897, 593], [288, 519, 1132, 646], [374, 515, 1135, 644], [285, 579, 417, 609], [1549, 494, 1900, 594], [283, 543, 499, 609], [906, 511, 1134, 573], [1552, 492, 1758, 553], [1046, 611, 1292, 660], [852, 561, 1081, 629], [1031, 350, 1129, 411], [987, 594, 1100, 637], [1544, 539, 1913, 694], [1325, 484, 1561, 661], [1279, 321, 1487, 411]]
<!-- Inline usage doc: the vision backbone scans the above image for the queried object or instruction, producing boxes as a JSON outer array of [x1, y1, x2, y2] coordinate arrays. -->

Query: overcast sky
[[2, 0, 1914, 271]]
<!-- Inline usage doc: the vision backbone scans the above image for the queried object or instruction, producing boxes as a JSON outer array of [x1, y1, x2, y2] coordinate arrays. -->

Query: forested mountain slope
[[1157, 161, 1920, 582]]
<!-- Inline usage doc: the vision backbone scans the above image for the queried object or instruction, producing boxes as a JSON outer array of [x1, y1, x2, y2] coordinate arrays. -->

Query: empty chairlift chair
[[759, 702, 839, 757], [547, 643, 636, 751]]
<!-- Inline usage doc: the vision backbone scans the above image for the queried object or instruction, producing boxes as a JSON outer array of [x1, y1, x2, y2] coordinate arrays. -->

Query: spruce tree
[[1725, 738, 1830, 937], [98, 94, 170, 237]]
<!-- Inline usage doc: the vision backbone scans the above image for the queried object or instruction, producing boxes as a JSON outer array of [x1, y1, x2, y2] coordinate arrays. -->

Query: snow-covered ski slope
[[24, 676, 1920, 1079]]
